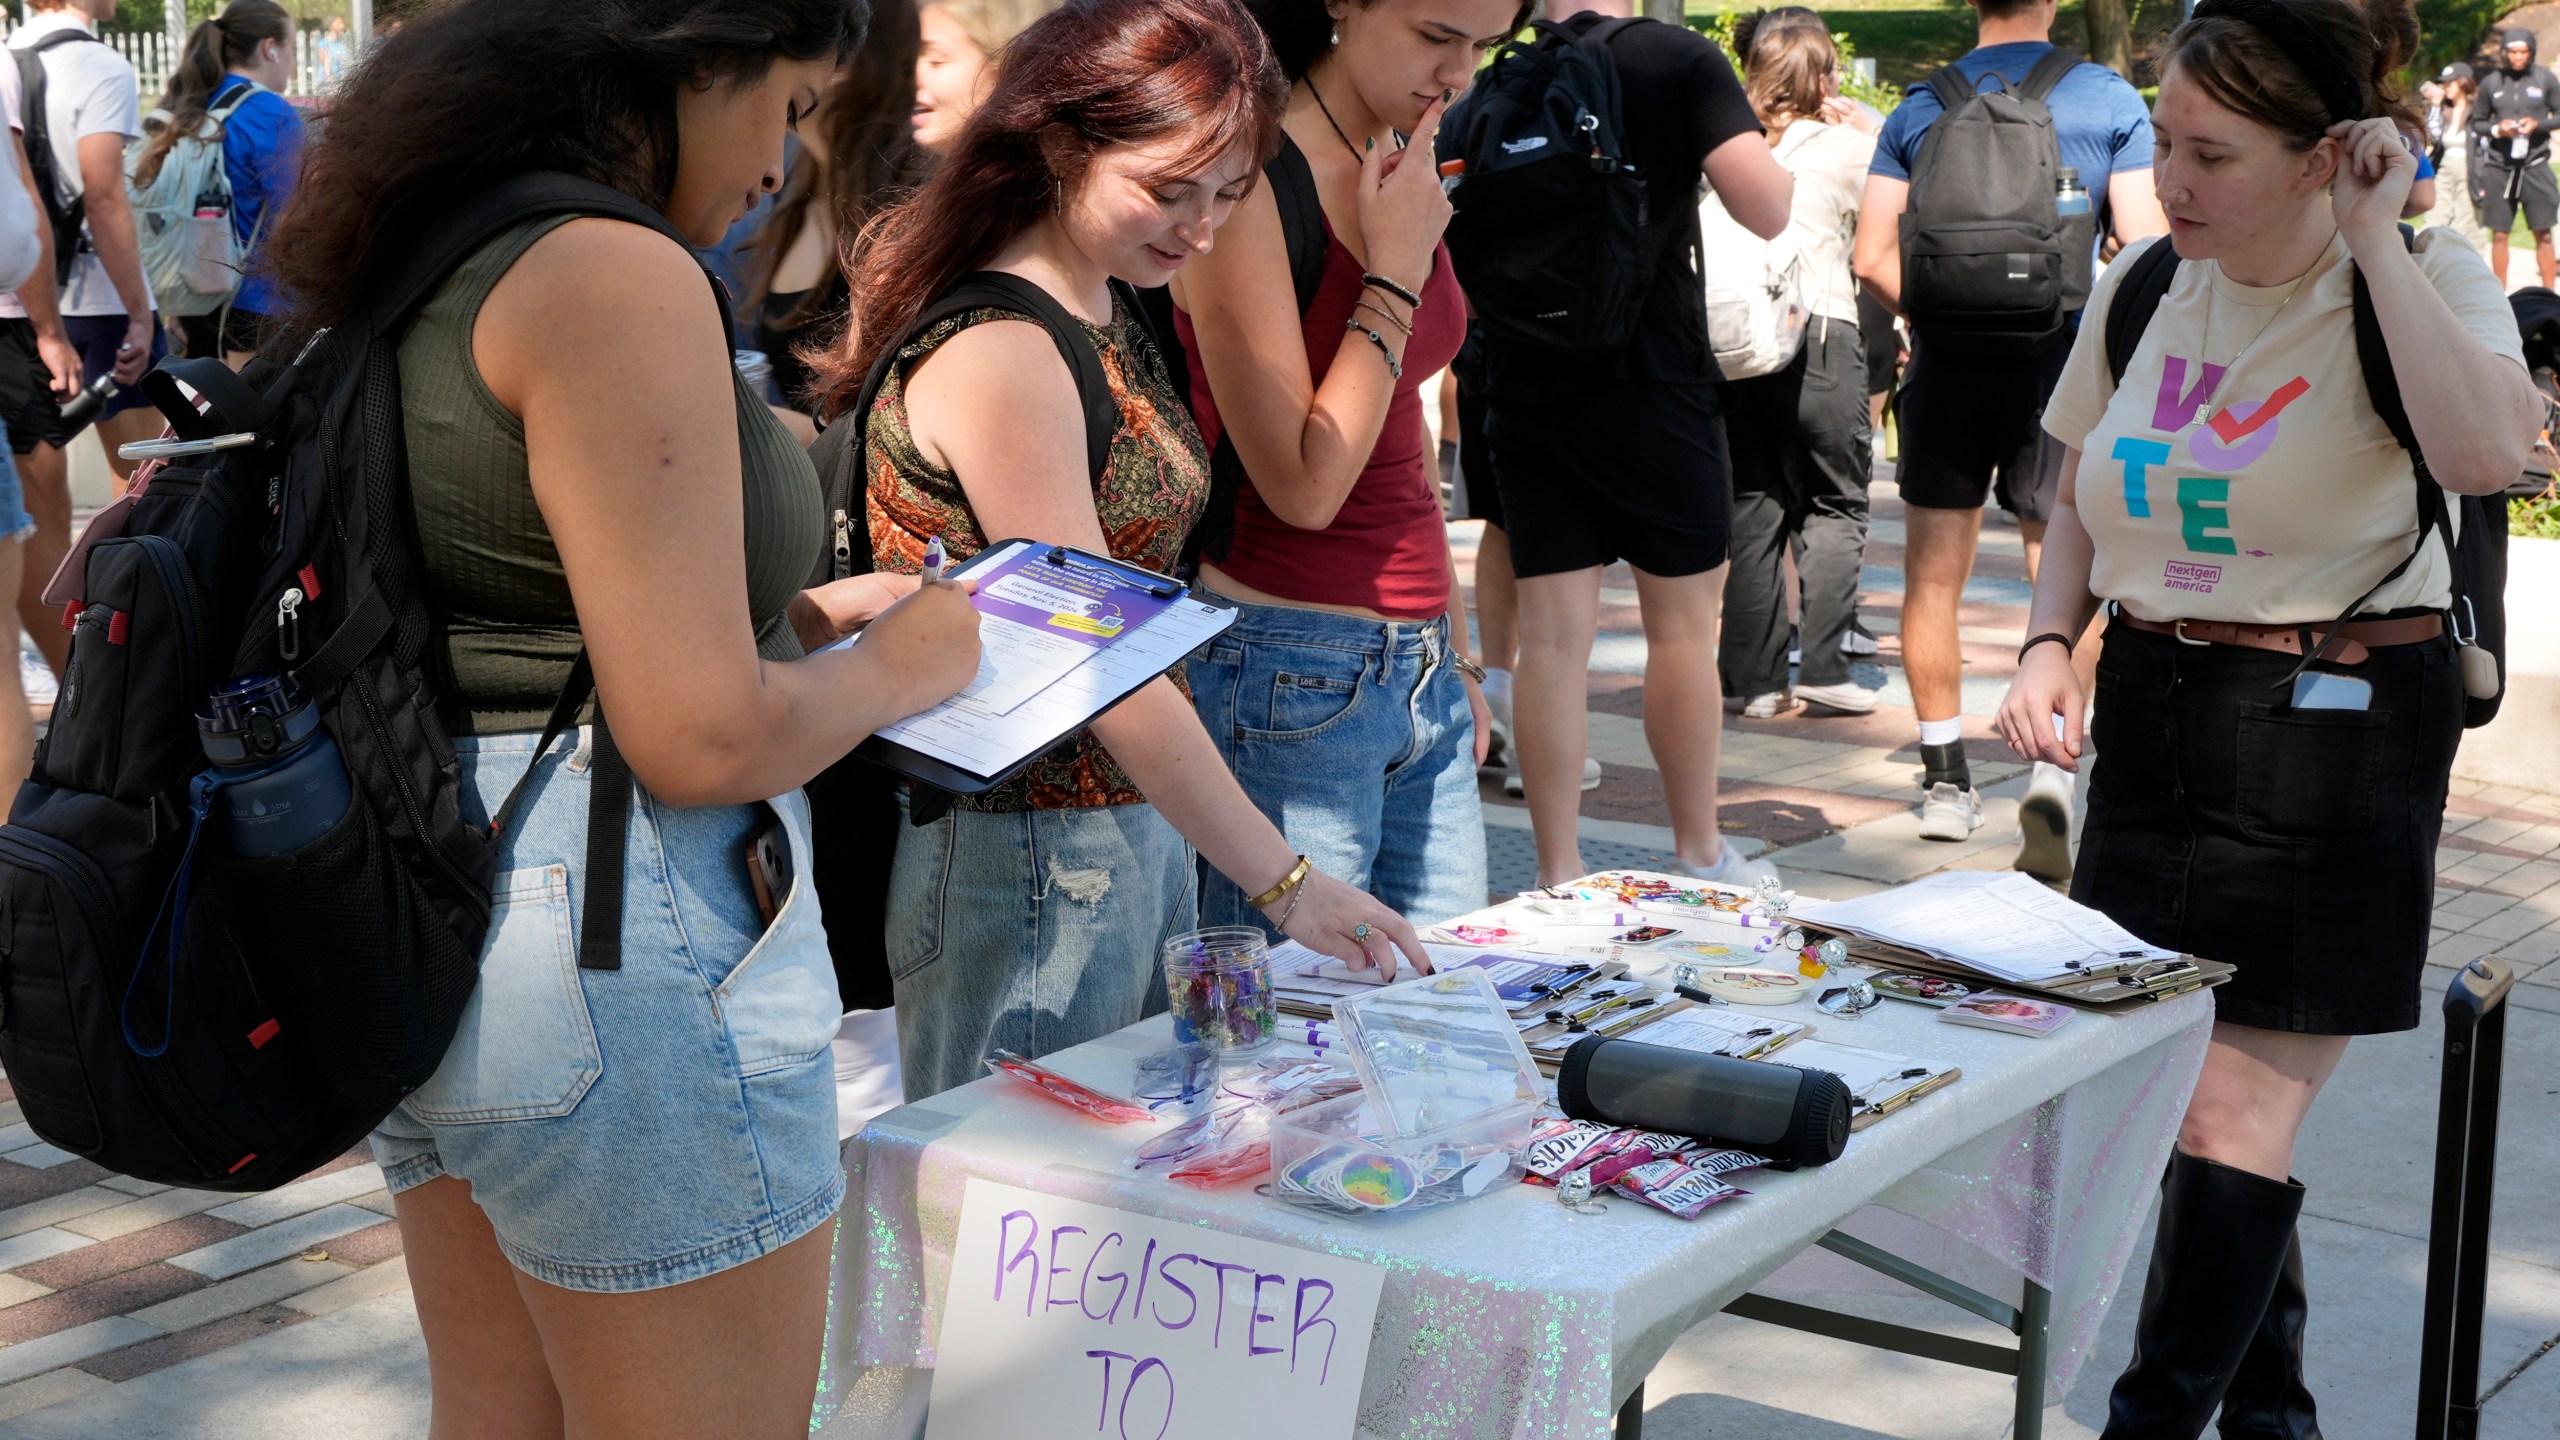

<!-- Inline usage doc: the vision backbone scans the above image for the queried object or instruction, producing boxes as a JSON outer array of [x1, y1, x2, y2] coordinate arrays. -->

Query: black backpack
[[2103, 233, 2508, 727], [0, 173, 718, 1189], [1437, 15, 1654, 360], [1897, 48, 2094, 357], [16, 29, 108, 288]]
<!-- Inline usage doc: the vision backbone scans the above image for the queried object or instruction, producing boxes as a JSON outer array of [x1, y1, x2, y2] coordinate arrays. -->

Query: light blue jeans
[[371, 730, 845, 1293], [887, 794, 1195, 1100], [1189, 601, 1486, 932]]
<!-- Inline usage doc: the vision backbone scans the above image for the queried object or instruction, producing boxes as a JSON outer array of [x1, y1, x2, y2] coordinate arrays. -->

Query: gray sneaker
[[1916, 782, 1983, 842], [2015, 762, 2074, 882]]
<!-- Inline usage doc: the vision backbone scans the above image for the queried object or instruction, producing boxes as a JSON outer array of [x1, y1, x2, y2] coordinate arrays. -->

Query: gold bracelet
[[1246, 854, 1313, 912]]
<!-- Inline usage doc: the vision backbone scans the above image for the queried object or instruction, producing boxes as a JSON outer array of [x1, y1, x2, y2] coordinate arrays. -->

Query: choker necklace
[[1304, 73, 1368, 165]]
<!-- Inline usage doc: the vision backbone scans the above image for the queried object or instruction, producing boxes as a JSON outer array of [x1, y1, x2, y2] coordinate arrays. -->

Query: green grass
[[2514, 491, 2560, 539]]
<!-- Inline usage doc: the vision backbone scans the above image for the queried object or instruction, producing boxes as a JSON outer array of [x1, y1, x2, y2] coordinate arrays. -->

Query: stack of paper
[[1267, 944, 1597, 1013], [1792, 871, 2174, 985]]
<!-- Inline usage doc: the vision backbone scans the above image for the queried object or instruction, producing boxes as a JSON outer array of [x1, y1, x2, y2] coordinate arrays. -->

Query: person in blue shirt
[[132, 0, 303, 365], [1849, 0, 2165, 870]]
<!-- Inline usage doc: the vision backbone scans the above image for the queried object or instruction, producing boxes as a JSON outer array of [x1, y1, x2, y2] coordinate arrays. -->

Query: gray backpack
[[1896, 47, 2094, 356]]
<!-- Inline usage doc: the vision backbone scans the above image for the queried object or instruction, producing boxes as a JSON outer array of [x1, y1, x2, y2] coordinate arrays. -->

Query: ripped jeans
[[886, 793, 1196, 1100]]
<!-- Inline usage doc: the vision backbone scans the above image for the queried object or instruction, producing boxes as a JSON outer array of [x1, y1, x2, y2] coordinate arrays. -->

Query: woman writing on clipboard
[[1995, 0, 2537, 1428], [811, 0, 1429, 1102]]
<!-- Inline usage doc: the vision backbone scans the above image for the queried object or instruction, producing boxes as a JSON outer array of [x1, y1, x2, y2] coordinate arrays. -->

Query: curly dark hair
[[266, 0, 866, 329]]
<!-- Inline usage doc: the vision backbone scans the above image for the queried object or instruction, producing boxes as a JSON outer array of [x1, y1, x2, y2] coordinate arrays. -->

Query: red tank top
[[1175, 225, 1464, 620]]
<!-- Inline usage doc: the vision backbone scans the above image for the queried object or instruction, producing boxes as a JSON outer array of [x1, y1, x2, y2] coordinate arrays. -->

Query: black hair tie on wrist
[[2191, 0, 2367, 126]]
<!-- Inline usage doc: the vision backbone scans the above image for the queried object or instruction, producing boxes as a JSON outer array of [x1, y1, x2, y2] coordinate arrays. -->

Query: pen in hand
[[921, 535, 949, 581]]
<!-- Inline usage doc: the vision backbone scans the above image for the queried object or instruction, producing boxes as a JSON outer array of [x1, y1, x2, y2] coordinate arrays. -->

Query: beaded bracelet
[[1353, 297, 1413, 336], [1361, 272, 1422, 309], [1346, 319, 1403, 379]]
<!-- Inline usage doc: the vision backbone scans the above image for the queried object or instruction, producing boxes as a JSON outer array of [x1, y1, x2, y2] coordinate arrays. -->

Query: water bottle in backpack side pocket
[[2055, 167, 2091, 219], [194, 673, 352, 858]]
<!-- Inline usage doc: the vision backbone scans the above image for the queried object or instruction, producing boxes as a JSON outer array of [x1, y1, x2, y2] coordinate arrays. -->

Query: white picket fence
[[42, 27, 345, 101]]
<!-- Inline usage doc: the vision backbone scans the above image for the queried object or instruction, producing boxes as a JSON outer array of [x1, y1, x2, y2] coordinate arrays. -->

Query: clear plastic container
[[1161, 926, 1278, 1054], [1265, 969, 1546, 1215]]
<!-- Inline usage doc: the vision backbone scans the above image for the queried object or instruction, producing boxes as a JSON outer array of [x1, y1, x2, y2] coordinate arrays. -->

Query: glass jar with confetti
[[1161, 927, 1277, 1054]]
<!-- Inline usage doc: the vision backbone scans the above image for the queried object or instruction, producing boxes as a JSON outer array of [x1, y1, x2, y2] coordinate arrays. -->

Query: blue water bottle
[[2054, 167, 2092, 219], [194, 674, 352, 857]]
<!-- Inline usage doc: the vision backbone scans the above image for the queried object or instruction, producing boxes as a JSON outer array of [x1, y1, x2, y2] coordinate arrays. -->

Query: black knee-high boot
[[2099, 1150, 2306, 1439], [2214, 1229, 2321, 1438]]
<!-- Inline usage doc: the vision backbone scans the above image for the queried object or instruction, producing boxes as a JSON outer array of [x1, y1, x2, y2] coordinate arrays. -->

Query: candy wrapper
[[1168, 1139, 1271, 1189], [1610, 1156, 1747, 1219], [985, 1050, 1155, 1124]]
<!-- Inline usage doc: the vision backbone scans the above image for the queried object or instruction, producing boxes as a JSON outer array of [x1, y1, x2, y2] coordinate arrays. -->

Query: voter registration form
[[833, 540, 1237, 790]]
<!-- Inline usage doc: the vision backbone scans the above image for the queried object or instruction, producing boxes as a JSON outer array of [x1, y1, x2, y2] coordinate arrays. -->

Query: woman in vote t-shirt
[[1994, 0, 2539, 1430]]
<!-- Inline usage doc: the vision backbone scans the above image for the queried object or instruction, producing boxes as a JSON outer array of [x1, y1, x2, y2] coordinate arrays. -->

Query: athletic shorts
[[2478, 158, 2560, 234], [0, 320, 64, 455], [63, 315, 168, 422], [1454, 364, 1502, 530], [1857, 290, 1900, 397], [1893, 329, 2072, 521], [1484, 381, 1732, 580], [177, 307, 282, 362]]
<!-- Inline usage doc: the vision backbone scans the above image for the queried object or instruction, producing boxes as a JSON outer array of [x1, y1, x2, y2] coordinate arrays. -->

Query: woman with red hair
[[813, 0, 1429, 1101]]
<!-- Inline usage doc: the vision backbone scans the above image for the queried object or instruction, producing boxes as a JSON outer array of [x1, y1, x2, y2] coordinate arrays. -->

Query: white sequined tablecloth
[[813, 989, 2212, 1440]]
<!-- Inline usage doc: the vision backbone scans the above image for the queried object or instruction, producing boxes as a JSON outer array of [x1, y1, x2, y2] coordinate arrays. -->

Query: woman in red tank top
[[1171, 0, 1530, 932]]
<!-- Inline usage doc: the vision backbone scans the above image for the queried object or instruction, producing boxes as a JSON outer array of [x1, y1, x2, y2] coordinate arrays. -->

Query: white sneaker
[[1504, 756, 1602, 797], [1672, 840, 1778, 889], [2015, 761, 2074, 883], [1915, 782, 1983, 842], [1737, 691, 1795, 719], [19, 648, 55, 709], [1793, 680, 1880, 715], [1840, 623, 1880, 657]]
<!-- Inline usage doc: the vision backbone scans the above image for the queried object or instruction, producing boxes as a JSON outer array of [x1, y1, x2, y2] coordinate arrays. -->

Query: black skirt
[[2072, 617, 2465, 1035]]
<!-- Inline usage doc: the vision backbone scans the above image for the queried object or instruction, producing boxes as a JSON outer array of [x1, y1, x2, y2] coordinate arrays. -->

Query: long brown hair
[[745, 0, 928, 328], [2158, 0, 2419, 151], [266, 0, 863, 330], [813, 0, 1286, 417], [1735, 7, 1836, 133], [132, 0, 293, 189]]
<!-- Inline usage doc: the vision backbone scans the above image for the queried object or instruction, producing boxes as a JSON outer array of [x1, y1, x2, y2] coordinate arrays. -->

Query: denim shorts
[[0, 420, 30, 540], [1189, 601, 1486, 931], [371, 730, 846, 1292], [888, 795, 1194, 1101]]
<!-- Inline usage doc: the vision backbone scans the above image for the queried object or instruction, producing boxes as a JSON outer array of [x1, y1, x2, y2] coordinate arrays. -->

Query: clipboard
[[847, 539, 1238, 795]]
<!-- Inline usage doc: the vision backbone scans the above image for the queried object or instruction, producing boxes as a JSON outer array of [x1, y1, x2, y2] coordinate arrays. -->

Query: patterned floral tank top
[[865, 289, 1209, 811]]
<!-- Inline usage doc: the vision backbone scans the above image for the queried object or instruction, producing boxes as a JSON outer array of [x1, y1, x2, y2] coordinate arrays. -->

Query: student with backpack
[[809, 0, 1429, 1103], [1441, 0, 1794, 889], [253, 2, 985, 1431], [128, 0, 303, 367], [1850, 0, 2163, 853], [1994, 1, 2537, 1430], [1712, 7, 1882, 721], [0, 53, 48, 806], [3, 0, 161, 484], [1167, 0, 1530, 937]]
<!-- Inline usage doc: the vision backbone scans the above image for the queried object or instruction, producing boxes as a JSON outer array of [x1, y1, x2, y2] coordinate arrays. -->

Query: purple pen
[[921, 534, 948, 579]]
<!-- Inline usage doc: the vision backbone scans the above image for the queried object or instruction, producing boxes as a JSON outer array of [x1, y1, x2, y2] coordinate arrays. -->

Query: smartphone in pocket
[[745, 820, 792, 927], [2290, 671, 2374, 712]]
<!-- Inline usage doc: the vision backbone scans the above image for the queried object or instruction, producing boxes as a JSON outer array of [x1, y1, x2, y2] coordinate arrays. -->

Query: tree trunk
[[1644, 0, 1686, 25], [2084, 0, 2134, 78]]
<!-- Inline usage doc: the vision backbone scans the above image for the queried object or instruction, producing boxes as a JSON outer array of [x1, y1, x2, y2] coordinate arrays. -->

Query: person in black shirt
[[1476, 0, 1792, 889], [2471, 27, 2559, 286]]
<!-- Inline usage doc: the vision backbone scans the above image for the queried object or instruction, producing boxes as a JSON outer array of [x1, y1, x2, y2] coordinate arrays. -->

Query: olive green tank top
[[401, 215, 825, 734]]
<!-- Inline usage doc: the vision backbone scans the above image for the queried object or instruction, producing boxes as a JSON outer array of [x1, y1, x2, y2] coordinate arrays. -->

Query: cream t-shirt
[[2042, 230, 2524, 624]]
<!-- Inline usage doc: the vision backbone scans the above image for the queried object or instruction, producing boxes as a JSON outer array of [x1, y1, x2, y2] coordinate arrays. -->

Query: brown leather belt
[[2116, 612, 2443, 666]]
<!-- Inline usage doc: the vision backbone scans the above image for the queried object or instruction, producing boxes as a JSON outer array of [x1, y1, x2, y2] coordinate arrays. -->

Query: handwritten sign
[[926, 1178, 1385, 1440]]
